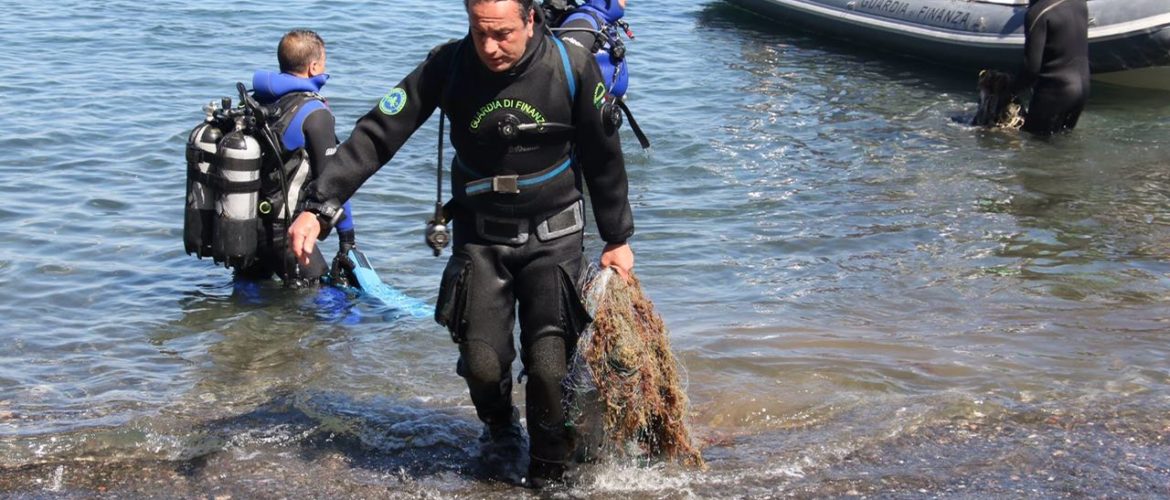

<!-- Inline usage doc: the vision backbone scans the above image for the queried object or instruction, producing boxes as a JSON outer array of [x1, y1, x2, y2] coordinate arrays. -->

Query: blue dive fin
[[344, 247, 432, 319]]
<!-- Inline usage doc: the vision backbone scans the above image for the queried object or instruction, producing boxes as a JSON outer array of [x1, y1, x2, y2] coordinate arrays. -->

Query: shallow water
[[1, 0, 1169, 497]]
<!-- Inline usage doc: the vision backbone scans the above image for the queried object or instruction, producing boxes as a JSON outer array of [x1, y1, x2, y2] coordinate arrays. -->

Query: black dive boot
[[477, 407, 528, 484], [524, 457, 569, 489], [524, 420, 576, 489]]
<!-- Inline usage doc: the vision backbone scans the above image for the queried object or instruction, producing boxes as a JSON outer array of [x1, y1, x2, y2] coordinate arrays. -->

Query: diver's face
[[468, 1, 534, 73]]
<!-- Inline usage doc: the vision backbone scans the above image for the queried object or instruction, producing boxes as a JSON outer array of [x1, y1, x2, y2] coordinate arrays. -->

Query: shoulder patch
[[379, 88, 408, 116], [592, 82, 606, 109]]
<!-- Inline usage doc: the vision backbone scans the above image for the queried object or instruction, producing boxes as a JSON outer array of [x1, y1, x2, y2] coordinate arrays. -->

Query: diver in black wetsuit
[[1013, 0, 1090, 136], [287, 0, 634, 488]]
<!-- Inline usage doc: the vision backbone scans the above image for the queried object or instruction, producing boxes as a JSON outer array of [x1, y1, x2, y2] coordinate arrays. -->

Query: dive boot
[[524, 418, 576, 489], [524, 457, 569, 489], [476, 407, 528, 484]]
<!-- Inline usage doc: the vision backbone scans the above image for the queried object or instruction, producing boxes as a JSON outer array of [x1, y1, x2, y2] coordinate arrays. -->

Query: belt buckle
[[491, 175, 520, 194]]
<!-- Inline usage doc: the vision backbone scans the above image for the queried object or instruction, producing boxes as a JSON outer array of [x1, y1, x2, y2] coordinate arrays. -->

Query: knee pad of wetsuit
[[525, 335, 569, 385], [459, 340, 506, 386]]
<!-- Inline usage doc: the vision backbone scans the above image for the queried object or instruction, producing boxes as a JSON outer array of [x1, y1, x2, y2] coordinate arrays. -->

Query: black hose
[[436, 113, 444, 212]]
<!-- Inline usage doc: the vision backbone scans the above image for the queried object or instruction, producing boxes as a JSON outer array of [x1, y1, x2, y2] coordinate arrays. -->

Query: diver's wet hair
[[278, 29, 325, 75], [464, 0, 535, 24]]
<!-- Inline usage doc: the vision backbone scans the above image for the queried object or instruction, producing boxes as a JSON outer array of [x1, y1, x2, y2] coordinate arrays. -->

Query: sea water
[[1, 1, 1168, 496]]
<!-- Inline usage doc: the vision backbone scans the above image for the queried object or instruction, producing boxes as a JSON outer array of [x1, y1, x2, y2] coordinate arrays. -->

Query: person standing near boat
[[1012, 0, 1090, 136], [286, 0, 635, 487]]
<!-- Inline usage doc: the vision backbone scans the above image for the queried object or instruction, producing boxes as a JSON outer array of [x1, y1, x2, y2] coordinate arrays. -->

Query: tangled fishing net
[[972, 69, 1025, 130], [564, 266, 704, 468]]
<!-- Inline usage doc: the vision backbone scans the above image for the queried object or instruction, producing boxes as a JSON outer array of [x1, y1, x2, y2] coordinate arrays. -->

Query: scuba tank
[[211, 116, 262, 268], [183, 102, 223, 258]]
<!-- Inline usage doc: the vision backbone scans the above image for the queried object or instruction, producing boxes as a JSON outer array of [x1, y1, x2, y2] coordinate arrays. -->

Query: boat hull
[[1090, 66, 1170, 92], [725, 0, 1170, 74]]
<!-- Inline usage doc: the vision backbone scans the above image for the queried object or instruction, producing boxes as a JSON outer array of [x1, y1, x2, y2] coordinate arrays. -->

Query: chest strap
[[458, 156, 573, 196]]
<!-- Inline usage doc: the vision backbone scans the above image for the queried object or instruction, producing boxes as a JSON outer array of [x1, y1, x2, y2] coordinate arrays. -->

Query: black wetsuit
[[1013, 0, 1090, 135], [308, 24, 633, 471], [238, 94, 340, 284], [557, 13, 605, 58]]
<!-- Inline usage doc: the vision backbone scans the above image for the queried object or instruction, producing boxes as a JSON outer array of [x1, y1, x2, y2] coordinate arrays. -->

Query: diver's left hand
[[600, 242, 634, 280]]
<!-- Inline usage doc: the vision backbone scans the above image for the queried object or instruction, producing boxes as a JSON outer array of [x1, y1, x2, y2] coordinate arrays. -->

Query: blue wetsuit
[[238, 71, 356, 285], [557, 0, 629, 98]]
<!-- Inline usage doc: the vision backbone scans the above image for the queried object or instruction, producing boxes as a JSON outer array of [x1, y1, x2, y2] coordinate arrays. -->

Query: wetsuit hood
[[251, 71, 329, 104]]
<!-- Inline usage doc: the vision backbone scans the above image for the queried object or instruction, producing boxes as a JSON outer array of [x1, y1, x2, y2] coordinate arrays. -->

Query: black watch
[[305, 199, 344, 240]]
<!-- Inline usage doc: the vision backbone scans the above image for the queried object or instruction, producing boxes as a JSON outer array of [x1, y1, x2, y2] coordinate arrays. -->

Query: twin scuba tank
[[183, 91, 264, 269]]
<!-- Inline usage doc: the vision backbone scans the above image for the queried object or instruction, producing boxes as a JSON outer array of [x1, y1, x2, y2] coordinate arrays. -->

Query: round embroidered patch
[[378, 88, 408, 115]]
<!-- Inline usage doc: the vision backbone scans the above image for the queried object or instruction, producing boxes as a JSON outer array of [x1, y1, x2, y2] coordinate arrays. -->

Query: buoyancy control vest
[[437, 36, 581, 201], [557, 0, 629, 97], [182, 75, 329, 268], [251, 71, 333, 227], [258, 94, 327, 224]]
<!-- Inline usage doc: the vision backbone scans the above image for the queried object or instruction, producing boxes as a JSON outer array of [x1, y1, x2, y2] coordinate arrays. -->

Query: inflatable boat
[[725, 0, 1170, 89]]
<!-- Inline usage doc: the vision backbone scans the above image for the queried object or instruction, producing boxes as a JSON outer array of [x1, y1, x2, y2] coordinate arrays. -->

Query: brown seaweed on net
[[564, 267, 704, 468]]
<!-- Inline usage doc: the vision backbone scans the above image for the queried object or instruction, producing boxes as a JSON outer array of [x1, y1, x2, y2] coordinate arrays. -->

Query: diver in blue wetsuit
[[236, 30, 358, 287], [1012, 0, 1090, 136]]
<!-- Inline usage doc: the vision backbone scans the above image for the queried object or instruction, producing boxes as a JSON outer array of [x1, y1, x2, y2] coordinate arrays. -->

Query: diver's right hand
[[288, 212, 322, 266], [600, 242, 634, 281]]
